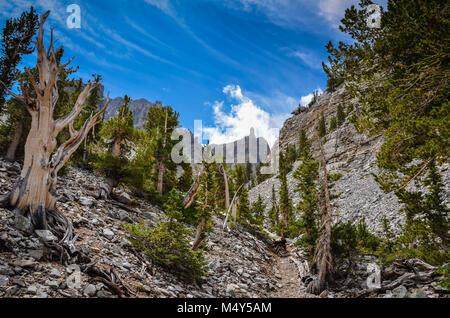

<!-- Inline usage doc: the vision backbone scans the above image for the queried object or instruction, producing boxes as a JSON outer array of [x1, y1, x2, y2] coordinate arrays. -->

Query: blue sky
[[0, 0, 386, 145]]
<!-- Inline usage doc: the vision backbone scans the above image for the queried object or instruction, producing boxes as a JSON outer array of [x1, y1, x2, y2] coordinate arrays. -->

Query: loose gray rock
[[392, 285, 408, 298], [50, 268, 62, 278], [83, 284, 97, 297], [79, 196, 95, 207], [27, 285, 38, 294], [35, 230, 58, 242], [45, 280, 60, 290], [0, 275, 9, 287], [102, 229, 114, 240]]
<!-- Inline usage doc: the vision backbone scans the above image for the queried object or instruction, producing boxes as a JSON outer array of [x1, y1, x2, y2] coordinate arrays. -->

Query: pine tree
[[178, 162, 194, 193], [0, 6, 38, 109], [251, 194, 266, 226], [73, 74, 104, 164], [298, 129, 311, 160], [278, 152, 294, 239], [293, 133, 320, 257], [336, 103, 345, 126], [144, 105, 179, 195], [329, 116, 337, 131], [237, 185, 253, 226], [268, 185, 279, 230], [192, 153, 214, 250], [94, 95, 135, 198], [318, 112, 327, 138]]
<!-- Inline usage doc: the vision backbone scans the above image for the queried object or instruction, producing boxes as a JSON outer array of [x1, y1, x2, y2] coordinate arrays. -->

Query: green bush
[[436, 264, 450, 290], [124, 221, 207, 282]]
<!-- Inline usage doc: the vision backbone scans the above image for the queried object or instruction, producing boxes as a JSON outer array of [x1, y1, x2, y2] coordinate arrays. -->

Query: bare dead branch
[[54, 82, 95, 134], [25, 67, 42, 97], [0, 81, 26, 104], [51, 93, 109, 174]]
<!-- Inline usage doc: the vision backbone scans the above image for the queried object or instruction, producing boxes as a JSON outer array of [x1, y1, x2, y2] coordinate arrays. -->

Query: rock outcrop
[[249, 86, 449, 235]]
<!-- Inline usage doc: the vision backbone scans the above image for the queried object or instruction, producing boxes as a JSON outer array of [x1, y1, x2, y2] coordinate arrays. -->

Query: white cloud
[[300, 88, 323, 106], [203, 85, 287, 147], [316, 0, 359, 28]]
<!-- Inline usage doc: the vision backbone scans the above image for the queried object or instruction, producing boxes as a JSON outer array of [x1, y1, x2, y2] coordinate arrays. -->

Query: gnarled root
[[96, 177, 116, 200], [14, 206, 83, 265], [0, 193, 10, 208], [84, 263, 133, 298]]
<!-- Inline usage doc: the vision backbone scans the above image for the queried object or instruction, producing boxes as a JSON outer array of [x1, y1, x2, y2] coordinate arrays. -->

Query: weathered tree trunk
[[183, 166, 205, 209], [192, 216, 205, 251], [96, 135, 121, 199], [157, 107, 169, 195], [222, 184, 243, 230], [308, 139, 332, 295], [111, 135, 121, 157], [2, 11, 109, 242], [192, 178, 208, 250], [5, 111, 24, 162], [157, 162, 165, 195], [221, 164, 230, 210]]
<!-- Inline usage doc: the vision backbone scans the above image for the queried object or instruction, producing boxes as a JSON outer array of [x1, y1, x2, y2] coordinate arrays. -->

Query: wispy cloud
[[144, 0, 243, 69], [287, 50, 323, 70], [216, 0, 386, 31]]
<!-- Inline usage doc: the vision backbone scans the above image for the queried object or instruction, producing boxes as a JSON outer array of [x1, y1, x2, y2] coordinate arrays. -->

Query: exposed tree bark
[[192, 177, 208, 251], [222, 183, 243, 230], [308, 139, 333, 295], [157, 107, 168, 194], [183, 166, 205, 209], [5, 108, 25, 162], [220, 164, 230, 210], [192, 216, 206, 251], [156, 162, 165, 195], [1, 11, 109, 242], [97, 101, 128, 199]]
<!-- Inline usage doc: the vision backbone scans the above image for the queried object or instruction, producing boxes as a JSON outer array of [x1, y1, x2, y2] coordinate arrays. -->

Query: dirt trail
[[271, 246, 317, 298]]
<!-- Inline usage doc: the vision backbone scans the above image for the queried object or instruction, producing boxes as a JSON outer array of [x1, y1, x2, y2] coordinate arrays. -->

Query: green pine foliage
[[124, 190, 207, 282], [329, 116, 338, 131], [293, 133, 320, 256], [277, 152, 295, 239], [237, 186, 253, 226], [72, 75, 105, 165], [324, 0, 449, 265], [178, 162, 194, 193], [251, 194, 266, 226], [92, 95, 138, 185], [380, 162, 449, 265], [268, 185, 279, 231], [336, 103, 345, 126], [331, 218, 381, 262], [0, 6, 38, 109], [318, 112, 327, 138], [285, 144, 297, 171], [144, 105, 180, 196]]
